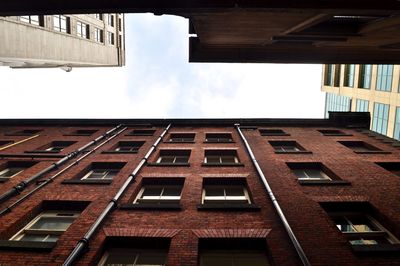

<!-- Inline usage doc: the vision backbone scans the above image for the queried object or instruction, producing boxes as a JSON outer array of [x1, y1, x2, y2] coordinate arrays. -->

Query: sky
[[0, 14, 325, 119]]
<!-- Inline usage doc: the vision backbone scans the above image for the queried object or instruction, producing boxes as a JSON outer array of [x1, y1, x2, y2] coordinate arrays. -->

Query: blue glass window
[[372, 103, 389, 135], [376, 65, 393, 92], [394, 107, 400, 140], [325, 93, 352, 118], [344, 64, 355, 87], [358, 64, 372, 89], [356, 99, 369, 112]]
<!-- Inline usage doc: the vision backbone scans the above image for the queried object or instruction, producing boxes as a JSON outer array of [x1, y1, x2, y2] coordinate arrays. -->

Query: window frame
[[205, 133, 233, 143], [269, 141, 310, 154], [202, 185, 251, 204], [80, 168, 119, 181], [98, 248, 168, 266], [53, 15, 70, 33], [0, 167, 25, 180], [203, 150, 242, 166], [76, 21, 89, 39], [10, 211, 80, 243], [168, 133, 195, 143], [134, 184, 183, 204]]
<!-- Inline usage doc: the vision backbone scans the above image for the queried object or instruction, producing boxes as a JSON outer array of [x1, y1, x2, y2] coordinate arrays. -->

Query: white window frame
[[0, 167, 24, 179], [275, 145, 300, 152], [115, 144, 139, 152], [20, 15, 40, 25], [10, 211, 79, 242], [204, 155, 239, 164], [81, 169, 118, 180], [76, 21, 88, 39], [107, 31, 114, 45], [205, 133, 233, 142], [293, 169, 332, 181], [331, 212, 400, 246], [98, 248, 167, 266], [134, 185, 182, 204], [156, 155, 189, 164], [53, 15, 68, 33], [202, 185, 251, 204], [94, 28, 103, 43]]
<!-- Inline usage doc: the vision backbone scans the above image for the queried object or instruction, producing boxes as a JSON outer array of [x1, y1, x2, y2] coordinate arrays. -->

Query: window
[[134, 182, 183, 205], [203, 150, 240, 165], [94, 13, 103, 20], [199, 239, 270, 266], [318, 129, 350, 136], [202, 185, 250, 204], [376, 162, 400, 177], [98, 248, 167, 266], [10, 211, 79, 243], [338, 141, 383, 153], [118, 18, 122, 31], [259, 129, 289, 136], [358, 64, 372, 89], [322, 203, 400, 249], [98, 238, 170, 266], [356, 99, 369, 112], [334, 64, 341, 87], [0, 161, 35, 181], [205, 133, 233, 143], [325, 93, 351, 118], [113, 141, 144, 153], [168, 133, 195, 142], [269, 141, 308, 153], [53, 15, 70, 33], [68, 129, 98, 136], [128, 129, 155, 136], [344, 64, 355, 87], [81, 168, 118, 181], [20, 15, 42, 26], [0, 140, 13, 147], [94, 28, 104, 43], [76, 21, 89, 39], [287, 162, 348, 185], [29, 141, 76, 153], [7, 129, 41, 136], [394, 107, 400, 141], [108, 14, 114, 27], [372, 103, 389, 135], [156, 150, 190, 165], [376, 65, 394, 92], [324, 64, 334, 86]]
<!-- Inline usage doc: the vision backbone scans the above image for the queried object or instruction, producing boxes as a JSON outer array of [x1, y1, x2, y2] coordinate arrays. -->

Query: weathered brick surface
[[0, 124, 398, 265]]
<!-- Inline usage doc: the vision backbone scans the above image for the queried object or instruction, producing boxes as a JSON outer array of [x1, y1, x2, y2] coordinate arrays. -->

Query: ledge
[[147, 163, 190, 167], [164, 141, 195, 143], [261, 133, 291, 136], [0, 177, 9, 183], [203, 141, 235, 143], [354, 151, 391, 154], [275, 151, 312, 154], [201, 163, 244, 167], [197, 203, 260, 211], [351, 244, 400, 254], [120, 203, 181, 210], [101, 151, 138, 154], [62, 179, 112, 185], [0, 240, 56, 251], [298, 180, 351, 186]]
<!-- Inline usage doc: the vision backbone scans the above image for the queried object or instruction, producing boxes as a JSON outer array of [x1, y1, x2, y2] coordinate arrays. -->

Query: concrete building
[[0, 114, 399, 265], [322, 64, 400, 141], [1, 1, 400, 63], [0, 13, 125, 69]]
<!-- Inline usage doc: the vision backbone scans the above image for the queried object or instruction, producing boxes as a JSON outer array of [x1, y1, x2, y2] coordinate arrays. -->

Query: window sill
[[147, 163, 190, 167], [351, 244, 400, 254], [120, 203, 181, 210], [62, 179, 113, 185], [101, 151, 138, 154], [164, 141, 195, 143], [203, 141, 235, 143], [354, 151, 391, 154], [25, 150, 60, 154], [298, 180, 351, 186], [0, 240, 56, 251], [202, 163, 244, 167], [261, 134, 291, 136], [197, 203, 260, 211], [275, 151, 312, 154]]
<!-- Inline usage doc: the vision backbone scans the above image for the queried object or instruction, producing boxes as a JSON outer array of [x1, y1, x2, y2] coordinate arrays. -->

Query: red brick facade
[[0, 116, 399, 265]]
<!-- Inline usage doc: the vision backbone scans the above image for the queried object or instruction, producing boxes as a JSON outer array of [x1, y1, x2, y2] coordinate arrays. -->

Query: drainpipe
[[235, 124, 311, 266], [63, 124, 171, 266], [0, 126, 128, 216], [0, 134, 40, 151], [0, 124, 123, 204]]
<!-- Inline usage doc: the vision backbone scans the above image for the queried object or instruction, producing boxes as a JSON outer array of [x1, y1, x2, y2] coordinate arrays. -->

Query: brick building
[[0, 114, 399, 265]]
